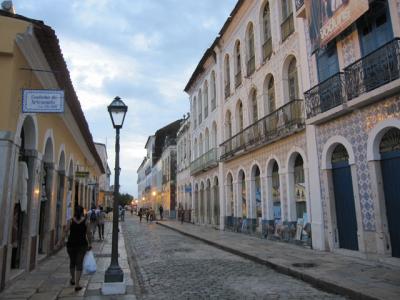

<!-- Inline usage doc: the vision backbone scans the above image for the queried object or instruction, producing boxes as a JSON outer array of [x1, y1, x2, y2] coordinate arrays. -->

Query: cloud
[[60, 38, 140, 110], [201, 17, 218, 30], [130, 32, 162, 52]]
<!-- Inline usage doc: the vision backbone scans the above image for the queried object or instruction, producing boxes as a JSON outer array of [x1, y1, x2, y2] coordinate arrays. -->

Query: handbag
[[83, 250, 96, 274]]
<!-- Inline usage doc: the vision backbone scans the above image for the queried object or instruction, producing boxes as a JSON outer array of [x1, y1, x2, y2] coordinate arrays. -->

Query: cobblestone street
[[122, 215, 344, 300]]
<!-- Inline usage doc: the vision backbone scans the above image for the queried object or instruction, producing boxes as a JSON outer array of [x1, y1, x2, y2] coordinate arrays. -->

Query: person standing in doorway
[[159, 205, 164, 221], [66, 205, 91, 292]]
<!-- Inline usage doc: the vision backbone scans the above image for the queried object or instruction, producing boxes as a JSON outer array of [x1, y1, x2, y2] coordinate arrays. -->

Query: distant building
[[95, 143, 112, 209], [176, 115, 192, 221], [137, 120, 182, 218]]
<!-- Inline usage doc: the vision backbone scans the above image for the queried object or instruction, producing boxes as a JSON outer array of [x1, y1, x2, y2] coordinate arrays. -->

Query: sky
[[16, 0, 237, 197]]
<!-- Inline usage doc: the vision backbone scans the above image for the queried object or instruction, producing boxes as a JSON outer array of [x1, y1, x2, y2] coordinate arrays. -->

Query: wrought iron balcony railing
[[262, 38, 272, 62], [190, 148, 218, 175], [304, 39, 400, 119], [225, 84, 230, 99], [247, 56, 255, 76], [345, 38, 400, 100], [295, 0, 304, 11], [305, 72, 346, 119], [281, 13, 294, 42], [220, 99, 305, 160], [235, 71, 242, 88]]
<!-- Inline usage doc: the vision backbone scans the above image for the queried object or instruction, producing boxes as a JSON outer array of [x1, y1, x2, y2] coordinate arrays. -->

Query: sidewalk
[[157, 220, 400, 300], [0, 221, 135, 300]]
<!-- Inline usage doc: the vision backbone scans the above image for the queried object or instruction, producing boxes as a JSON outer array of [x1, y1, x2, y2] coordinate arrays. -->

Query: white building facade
[[300, 0, 400, 259], [176, 116, 192, 221], [180, 0, 400, 261], [185, 0, 310, 241]]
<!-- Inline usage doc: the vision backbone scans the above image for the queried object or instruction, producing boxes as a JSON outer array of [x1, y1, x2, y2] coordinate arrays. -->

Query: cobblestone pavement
[[122, 215, 344, 300]]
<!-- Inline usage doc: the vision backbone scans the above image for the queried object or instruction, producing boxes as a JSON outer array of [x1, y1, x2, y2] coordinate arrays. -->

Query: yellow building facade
[[0, 11, 104, 289]]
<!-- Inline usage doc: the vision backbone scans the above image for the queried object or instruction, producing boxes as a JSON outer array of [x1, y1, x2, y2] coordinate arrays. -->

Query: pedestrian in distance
[[97, 206, 106, 241], [159, 205, 164, 221], [138, 208, 143, 223], [146, 209, 150, 223], [87, 205, 98, 241], [119, 205, 125, 222], [179, 206, 184, 224], [66, 205, 91, 292]]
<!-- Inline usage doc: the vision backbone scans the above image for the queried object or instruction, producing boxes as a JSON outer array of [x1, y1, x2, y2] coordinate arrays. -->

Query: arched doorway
[[213, 177, 220, 226], [38, 138, 54, 255], [194, 184, 199, 223], [55, 151, 65, 246], [11, 118, 36, 271], [251, 165, 262, 229], [226, 173, 234, 228], [200, 182, 205, 224], [294, 155, 306, 220], [331, 144, 358, 251], [271, 161, 281, 222], [238, 170, 247, 219], [379, 128, 400, 258], [206, 179, 211, 224]]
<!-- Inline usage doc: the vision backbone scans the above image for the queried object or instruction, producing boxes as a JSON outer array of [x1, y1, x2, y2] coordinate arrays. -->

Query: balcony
[[305, 72, 346, 119], [220, 99, 305, 161], [190, 148, 218, 175], [345, 38, 400, 101], [281, 14, 294, 42], [247, 56, 255, 76], [262, 38, 272, 62], [305, 39, 400, 122], [235, 71, 242, 88]]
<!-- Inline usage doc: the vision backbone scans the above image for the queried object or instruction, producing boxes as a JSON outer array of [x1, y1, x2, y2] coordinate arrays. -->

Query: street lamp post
[[104, 96, 127, 284]]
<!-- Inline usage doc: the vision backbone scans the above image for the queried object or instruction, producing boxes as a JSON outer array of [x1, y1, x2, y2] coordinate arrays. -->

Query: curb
[[156, 221, 378, 300]]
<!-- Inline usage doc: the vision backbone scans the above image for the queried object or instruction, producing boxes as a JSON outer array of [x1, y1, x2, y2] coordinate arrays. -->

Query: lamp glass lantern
[[108, 96, 128, 129]]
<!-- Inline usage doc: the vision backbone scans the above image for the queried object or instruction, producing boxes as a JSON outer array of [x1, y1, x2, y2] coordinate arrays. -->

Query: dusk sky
[[16, 0, 237, 197]]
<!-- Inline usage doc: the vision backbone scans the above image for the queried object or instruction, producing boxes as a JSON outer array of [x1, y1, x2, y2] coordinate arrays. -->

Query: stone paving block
[[58, 286, 86, 298], [29, 291, 59, 300]]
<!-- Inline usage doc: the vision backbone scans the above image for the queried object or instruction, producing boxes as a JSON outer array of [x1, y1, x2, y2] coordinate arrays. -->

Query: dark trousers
[[67, 246, 87, 271], [97, 223, 104, 239]]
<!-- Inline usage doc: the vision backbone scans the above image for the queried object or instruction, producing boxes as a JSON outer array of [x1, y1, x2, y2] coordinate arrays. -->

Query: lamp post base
[[101, 280, 126, 295], [104, 265, 124, 282]]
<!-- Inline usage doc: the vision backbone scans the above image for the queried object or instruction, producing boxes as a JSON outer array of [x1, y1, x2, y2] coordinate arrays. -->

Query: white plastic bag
[[83, 250, 96, 274]]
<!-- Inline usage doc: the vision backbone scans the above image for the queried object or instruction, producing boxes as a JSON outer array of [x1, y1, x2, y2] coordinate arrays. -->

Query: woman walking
[[66, 205, 91, 291]]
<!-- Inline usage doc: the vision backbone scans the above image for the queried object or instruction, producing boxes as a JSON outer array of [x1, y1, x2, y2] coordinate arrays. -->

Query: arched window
[[193, 97, 197, 128], [234, 41, 242, 87], [211, 71, 216, 111], [262, 2, 272, 61], [281, 0, 294, 41], [267, 76, 275, 113], [194, 139, 198, 159], [236, 101, 244, 133], [224, 55, 231, 99], [225, 110, 232, 139], [246, 23, 256, 76], [288, 58, 298, 100], [251, 89, 258, 123], [198, 90, 203, 124], [204, 81, 209, 119], [204, 128, 210, 152]]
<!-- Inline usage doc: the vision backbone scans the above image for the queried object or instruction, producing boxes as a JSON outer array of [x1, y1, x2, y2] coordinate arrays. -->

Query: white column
[[306, 124, 325, 250]]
